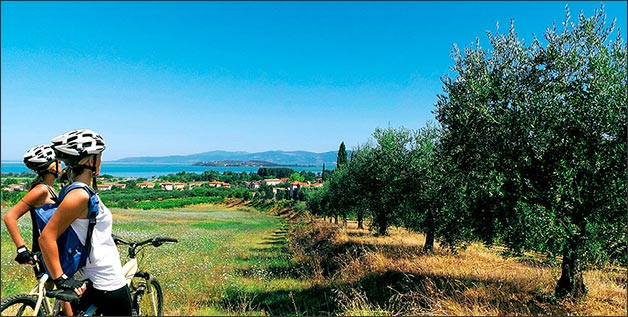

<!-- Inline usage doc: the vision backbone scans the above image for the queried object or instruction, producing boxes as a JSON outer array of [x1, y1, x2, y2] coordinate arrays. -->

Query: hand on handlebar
[[54, 274, 87, 297], [15, 245, 36, 265]]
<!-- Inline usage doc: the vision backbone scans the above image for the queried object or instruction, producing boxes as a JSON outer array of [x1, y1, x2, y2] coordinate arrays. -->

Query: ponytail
[[64, 154, 99, 191], [28, 160, 60, 190]]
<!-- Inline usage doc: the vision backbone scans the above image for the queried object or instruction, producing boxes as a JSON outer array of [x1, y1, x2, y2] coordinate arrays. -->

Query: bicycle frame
[[118, 236, 177, 316], [122, 257, 160, 314], [30, 273, 54, 316], [122, 257, 138, 284], [4, 237, 175, 316], [20, 272, 97, 316]]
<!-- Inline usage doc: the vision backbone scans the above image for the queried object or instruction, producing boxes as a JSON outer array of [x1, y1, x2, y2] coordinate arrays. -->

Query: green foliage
[[337, 142, 348, 167], [1, 172, 37, 180], [157, 169, 263, 184], [257, 167, 296, 179], [99, 187, 230, 210], [289, 172, 304, 182], [99, 174, 116, 180], [434, 5, 626, 296], [260, 183, 275, 200], [0, 190, 25, 207], [134, 196, 224, 209], [303, 4, 625, 298]]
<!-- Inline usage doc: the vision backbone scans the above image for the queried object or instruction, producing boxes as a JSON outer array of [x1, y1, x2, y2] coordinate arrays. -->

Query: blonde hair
[[65, 154, 99, 183], [28, 161, 60, 190], [78, 156, 92, 165], [45, 161, 60, 174]]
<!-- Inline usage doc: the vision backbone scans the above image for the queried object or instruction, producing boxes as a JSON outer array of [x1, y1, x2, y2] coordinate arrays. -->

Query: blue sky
[[2, 1, 626, 161]]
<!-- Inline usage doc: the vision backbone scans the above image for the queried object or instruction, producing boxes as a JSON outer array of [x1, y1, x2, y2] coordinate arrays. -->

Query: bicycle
[[0, 252, 91, 316], [0, 236, 178, 316], [114, 235, 178, 316]]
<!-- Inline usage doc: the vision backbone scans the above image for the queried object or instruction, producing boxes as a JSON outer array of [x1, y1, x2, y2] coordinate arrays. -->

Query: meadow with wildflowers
[[1, 203, 309, 315], [2, 202, 625, 315]]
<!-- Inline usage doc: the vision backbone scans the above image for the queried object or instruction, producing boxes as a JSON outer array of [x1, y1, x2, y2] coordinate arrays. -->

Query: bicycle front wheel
[[0, 294, 45, 316], [133, 277, 163, 316]]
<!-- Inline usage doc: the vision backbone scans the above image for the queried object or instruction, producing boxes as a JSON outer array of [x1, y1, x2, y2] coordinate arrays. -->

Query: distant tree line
[[306, 7, 626, 299], [158, 168, 318, 184]]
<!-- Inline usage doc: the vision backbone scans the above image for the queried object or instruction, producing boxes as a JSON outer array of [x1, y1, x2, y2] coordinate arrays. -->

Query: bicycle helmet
[[51, 129, 106, 165], [23, 144, 56, 173]]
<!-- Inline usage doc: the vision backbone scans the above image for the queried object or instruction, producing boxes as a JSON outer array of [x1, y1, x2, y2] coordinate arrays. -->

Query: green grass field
[[1, 204, 309, 316], [4, 203, 624, 316]]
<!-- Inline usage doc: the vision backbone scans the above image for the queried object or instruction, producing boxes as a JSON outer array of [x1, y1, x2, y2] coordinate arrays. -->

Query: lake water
[[1, 161, 329, 179]]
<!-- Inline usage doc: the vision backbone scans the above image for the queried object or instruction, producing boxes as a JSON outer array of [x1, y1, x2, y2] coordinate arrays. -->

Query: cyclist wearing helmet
[[39, 129, 132, 316], [3, 144, 61, 264], [2, 145, 76, 316]]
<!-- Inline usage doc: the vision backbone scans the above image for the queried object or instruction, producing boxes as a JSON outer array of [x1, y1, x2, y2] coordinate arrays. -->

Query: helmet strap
[[82, 164, 97, 173], [80, 163, 98, 191], [92, 176, 98, 192]]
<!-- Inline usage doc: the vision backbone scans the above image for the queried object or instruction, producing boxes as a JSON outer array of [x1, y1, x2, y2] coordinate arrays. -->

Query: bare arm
[[39, 189, 89, 280], [2, 185, 48, 248]]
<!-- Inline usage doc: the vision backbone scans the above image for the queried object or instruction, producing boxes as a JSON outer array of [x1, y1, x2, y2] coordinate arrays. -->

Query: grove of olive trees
[[306, 6, 626, 299]]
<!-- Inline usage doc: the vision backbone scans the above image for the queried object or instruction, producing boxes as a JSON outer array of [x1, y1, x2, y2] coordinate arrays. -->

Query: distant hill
[[193, 160, 282, 167], [112, 150, 349, 166]]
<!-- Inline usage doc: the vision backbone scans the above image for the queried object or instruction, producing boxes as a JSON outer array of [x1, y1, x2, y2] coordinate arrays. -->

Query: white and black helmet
[[23, 144, 56, 173], [51, 129, 106, 165]]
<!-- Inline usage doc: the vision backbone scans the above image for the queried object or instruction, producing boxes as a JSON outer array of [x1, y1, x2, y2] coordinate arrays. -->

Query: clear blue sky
[[2, 1, 626, 161]]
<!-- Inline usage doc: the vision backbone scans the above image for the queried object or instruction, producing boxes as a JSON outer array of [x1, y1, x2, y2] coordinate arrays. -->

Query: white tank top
[[70, 197, 126, 291]]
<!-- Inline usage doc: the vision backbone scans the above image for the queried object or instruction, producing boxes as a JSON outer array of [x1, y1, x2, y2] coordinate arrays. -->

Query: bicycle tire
[[0, 294, 45, 316], [133, 277, 163, 316]]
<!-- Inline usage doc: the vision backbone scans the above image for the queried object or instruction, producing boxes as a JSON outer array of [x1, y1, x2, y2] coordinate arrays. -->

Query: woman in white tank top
[[39, 129, 132, 316]]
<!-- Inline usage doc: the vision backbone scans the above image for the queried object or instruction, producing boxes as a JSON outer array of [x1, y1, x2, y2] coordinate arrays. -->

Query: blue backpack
[[32, 182, 99, 277]]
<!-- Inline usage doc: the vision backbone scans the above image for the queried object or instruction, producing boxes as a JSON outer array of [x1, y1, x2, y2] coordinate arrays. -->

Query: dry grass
[[3, 203, 625, 316], [298, 219, 627, 316]]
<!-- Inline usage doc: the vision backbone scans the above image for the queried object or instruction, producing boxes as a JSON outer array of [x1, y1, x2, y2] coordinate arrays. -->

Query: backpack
[[28, 182, 58, 253], [31, 182, 99, 277]]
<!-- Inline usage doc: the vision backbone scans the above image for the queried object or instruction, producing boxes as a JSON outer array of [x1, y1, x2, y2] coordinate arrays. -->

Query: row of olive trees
[[306, 6, 626, 299]]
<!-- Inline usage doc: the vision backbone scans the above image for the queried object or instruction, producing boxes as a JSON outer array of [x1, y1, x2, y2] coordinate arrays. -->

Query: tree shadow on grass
[[220, 268, 569, 316], [220, 284, 339, 316], [225, 244, 571, 316], [260, 236, 288, 246], [346, 269, 568, 316]]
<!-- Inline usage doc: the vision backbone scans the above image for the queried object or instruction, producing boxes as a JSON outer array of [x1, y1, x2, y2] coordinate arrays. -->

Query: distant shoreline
[[192, 160, 316, 168], [2, 161, 328, 178]]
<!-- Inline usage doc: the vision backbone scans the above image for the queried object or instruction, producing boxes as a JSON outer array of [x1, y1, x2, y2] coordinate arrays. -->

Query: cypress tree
[[337, 142, 348, 167]]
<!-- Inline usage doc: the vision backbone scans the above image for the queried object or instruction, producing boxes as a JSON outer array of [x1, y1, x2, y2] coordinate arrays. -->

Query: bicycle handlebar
[[46, 279, 91, 303], [112, 235, 178, 258], [113, 235, 178, 246], [46, 289, 81, 302]]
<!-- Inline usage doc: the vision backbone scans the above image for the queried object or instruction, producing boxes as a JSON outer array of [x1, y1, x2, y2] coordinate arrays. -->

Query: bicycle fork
[[132, 272, 155, 315]]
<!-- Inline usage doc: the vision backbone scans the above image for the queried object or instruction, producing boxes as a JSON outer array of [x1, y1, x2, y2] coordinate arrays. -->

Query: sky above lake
[[2, 1, 626, 161]]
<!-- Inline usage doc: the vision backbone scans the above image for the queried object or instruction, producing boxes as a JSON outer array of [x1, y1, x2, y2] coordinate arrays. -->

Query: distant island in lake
[[194, 160, 275, 167], [193, 160, 315, 167]]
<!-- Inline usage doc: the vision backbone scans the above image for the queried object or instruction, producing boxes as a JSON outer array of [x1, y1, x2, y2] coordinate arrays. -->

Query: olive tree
[[436, 5, 626, 298], [401, 122, 445, 252]]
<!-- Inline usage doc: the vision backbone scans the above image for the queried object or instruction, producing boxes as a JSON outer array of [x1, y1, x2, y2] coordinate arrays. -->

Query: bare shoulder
[[59, 188, 91, 218], [63, 187, 90, 202], [22, 184, 49, 206]]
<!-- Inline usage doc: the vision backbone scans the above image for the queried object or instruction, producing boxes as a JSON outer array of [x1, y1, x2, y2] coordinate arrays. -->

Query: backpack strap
[[59, 182, 99, 263], [29, 182, 58, 253], [43, 183, 59, 203], [29, 208, 41, 252]]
